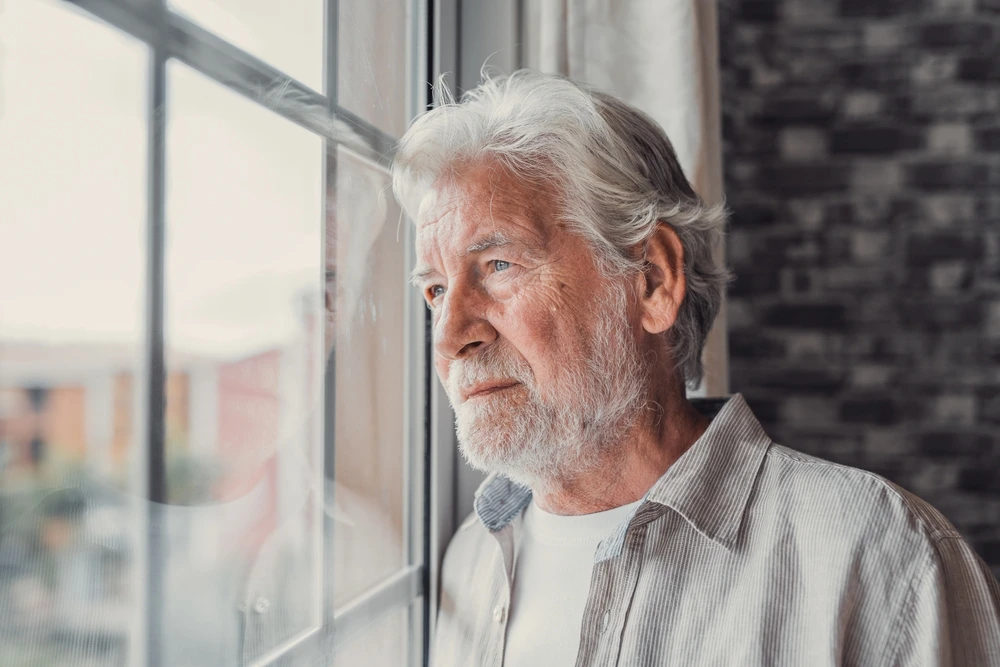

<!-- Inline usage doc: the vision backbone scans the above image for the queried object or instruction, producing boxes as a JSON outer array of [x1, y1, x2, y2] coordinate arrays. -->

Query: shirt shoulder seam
[[768, 446, 959, 543]]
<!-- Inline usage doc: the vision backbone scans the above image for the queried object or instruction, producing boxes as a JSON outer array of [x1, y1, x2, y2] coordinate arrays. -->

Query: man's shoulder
[[759, 443, 961, 548]]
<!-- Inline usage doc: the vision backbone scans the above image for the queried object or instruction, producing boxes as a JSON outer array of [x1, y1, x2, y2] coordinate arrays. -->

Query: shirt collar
[[473, 473, 532, 532], [639, 393, 771, 550], [472, 393, 771, 553]]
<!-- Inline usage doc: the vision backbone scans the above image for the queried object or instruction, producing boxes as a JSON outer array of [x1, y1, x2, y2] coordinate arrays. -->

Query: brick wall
[[718, 0, 1000, 578]]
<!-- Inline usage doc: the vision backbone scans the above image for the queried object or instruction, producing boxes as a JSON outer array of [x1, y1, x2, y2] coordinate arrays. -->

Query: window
[[0, 0, 431, 665]]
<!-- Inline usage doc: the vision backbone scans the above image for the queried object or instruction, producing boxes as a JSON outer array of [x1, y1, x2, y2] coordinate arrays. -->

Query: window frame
[[56, 0, 433, 663]]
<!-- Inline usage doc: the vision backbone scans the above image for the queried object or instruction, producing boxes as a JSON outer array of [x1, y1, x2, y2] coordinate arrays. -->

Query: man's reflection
[[156, 169, 404, 664], [0, 157, 406, 665]]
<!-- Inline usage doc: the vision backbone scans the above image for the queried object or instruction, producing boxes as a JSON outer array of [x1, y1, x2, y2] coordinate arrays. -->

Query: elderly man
[[392, 70, 1000, 666]]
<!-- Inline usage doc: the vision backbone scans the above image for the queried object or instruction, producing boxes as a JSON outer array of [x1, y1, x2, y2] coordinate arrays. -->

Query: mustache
[[449, 343, 533, 393]]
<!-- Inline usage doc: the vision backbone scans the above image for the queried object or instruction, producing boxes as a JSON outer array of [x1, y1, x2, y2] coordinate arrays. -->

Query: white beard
[[446, 279, 650, 492]]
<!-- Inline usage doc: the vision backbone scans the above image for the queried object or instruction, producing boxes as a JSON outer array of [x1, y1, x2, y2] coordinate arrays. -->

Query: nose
[[433, 284, 497, 361]]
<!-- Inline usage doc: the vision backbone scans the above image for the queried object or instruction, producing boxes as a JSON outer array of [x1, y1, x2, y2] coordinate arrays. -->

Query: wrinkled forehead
[[415, 162, 557, 242]]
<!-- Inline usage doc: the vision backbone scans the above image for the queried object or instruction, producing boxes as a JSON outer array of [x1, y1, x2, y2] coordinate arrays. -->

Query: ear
[[636, 222, 686, 335]]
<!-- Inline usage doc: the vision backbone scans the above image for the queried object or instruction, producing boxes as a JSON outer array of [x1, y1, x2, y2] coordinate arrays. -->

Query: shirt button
[[492, 605, 506, 623], [252, 596, 271, 615], [600, 611, 610, 634]]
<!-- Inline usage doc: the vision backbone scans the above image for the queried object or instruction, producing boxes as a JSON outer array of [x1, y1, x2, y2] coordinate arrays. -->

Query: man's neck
[[530, 382, 710, 516]]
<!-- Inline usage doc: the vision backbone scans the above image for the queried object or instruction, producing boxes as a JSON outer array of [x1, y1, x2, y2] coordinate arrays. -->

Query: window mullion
[[70, 0, 396, 166], [143, 10, 168, 667], [326, 0, 339, 106], [332, 565, 425, 651]]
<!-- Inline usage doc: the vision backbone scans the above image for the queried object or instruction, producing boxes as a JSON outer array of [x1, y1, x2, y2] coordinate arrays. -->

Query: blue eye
[[493, 260, 511, 272], [429, 285, 445, 299]]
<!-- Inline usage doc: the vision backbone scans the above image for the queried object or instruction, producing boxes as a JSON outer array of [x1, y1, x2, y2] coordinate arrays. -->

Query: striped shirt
[[431, 394, 1000, 666]]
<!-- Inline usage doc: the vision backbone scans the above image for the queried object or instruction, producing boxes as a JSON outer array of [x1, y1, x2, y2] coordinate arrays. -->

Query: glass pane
[[168, 0, 324, 93], [333, 603, 412, 667], [163, 62, 324, 666], [331, 147, 408, 607], [338, 0, 408, 137], [0, 2, 148, 666]]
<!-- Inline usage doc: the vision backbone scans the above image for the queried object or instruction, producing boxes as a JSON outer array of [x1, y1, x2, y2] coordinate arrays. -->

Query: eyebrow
[[409, 266, 437, 286], [464, 231, 512, 254], [409, 232, 517, 285]]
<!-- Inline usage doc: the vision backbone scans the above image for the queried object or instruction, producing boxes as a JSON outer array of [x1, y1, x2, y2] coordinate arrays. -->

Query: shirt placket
[[575, 523, 648, 667], [483, 521, 517, 667]]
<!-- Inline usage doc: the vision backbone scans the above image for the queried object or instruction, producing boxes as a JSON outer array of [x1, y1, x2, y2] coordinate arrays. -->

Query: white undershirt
[[504, 498, 642, 667]]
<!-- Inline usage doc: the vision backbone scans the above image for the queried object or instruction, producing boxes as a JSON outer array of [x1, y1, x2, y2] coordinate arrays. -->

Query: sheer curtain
[[521, 0, 729, 397]]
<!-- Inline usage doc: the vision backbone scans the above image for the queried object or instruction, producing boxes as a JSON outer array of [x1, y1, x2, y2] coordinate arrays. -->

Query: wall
[[719, 0, 1000, 578]]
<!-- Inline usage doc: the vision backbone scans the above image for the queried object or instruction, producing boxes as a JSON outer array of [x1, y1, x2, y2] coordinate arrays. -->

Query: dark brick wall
[[718, 0, 1000, 578]]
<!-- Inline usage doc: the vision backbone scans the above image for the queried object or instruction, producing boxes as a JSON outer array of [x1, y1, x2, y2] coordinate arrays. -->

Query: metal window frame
[[423, 2, 458, 663], [52, 0, 433, 664], [70, 0, 397, 166], [143, 7, 167, 665]]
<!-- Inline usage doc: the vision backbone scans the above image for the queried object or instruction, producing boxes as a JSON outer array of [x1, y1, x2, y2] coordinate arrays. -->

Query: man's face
[[413, 162, 649, 487]]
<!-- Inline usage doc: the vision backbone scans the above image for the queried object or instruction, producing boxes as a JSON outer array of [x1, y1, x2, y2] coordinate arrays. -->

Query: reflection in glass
[[334, 603, 411, 665], [331, 147, 408, 608], [168, 0, 325, 93], [0, 1, 148, 665], [162, 62, 324, 665], [338, 0, 409, 137]]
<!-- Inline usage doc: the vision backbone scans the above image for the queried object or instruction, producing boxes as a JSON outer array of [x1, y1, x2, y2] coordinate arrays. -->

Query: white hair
[[391, 69, 730, 388]]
